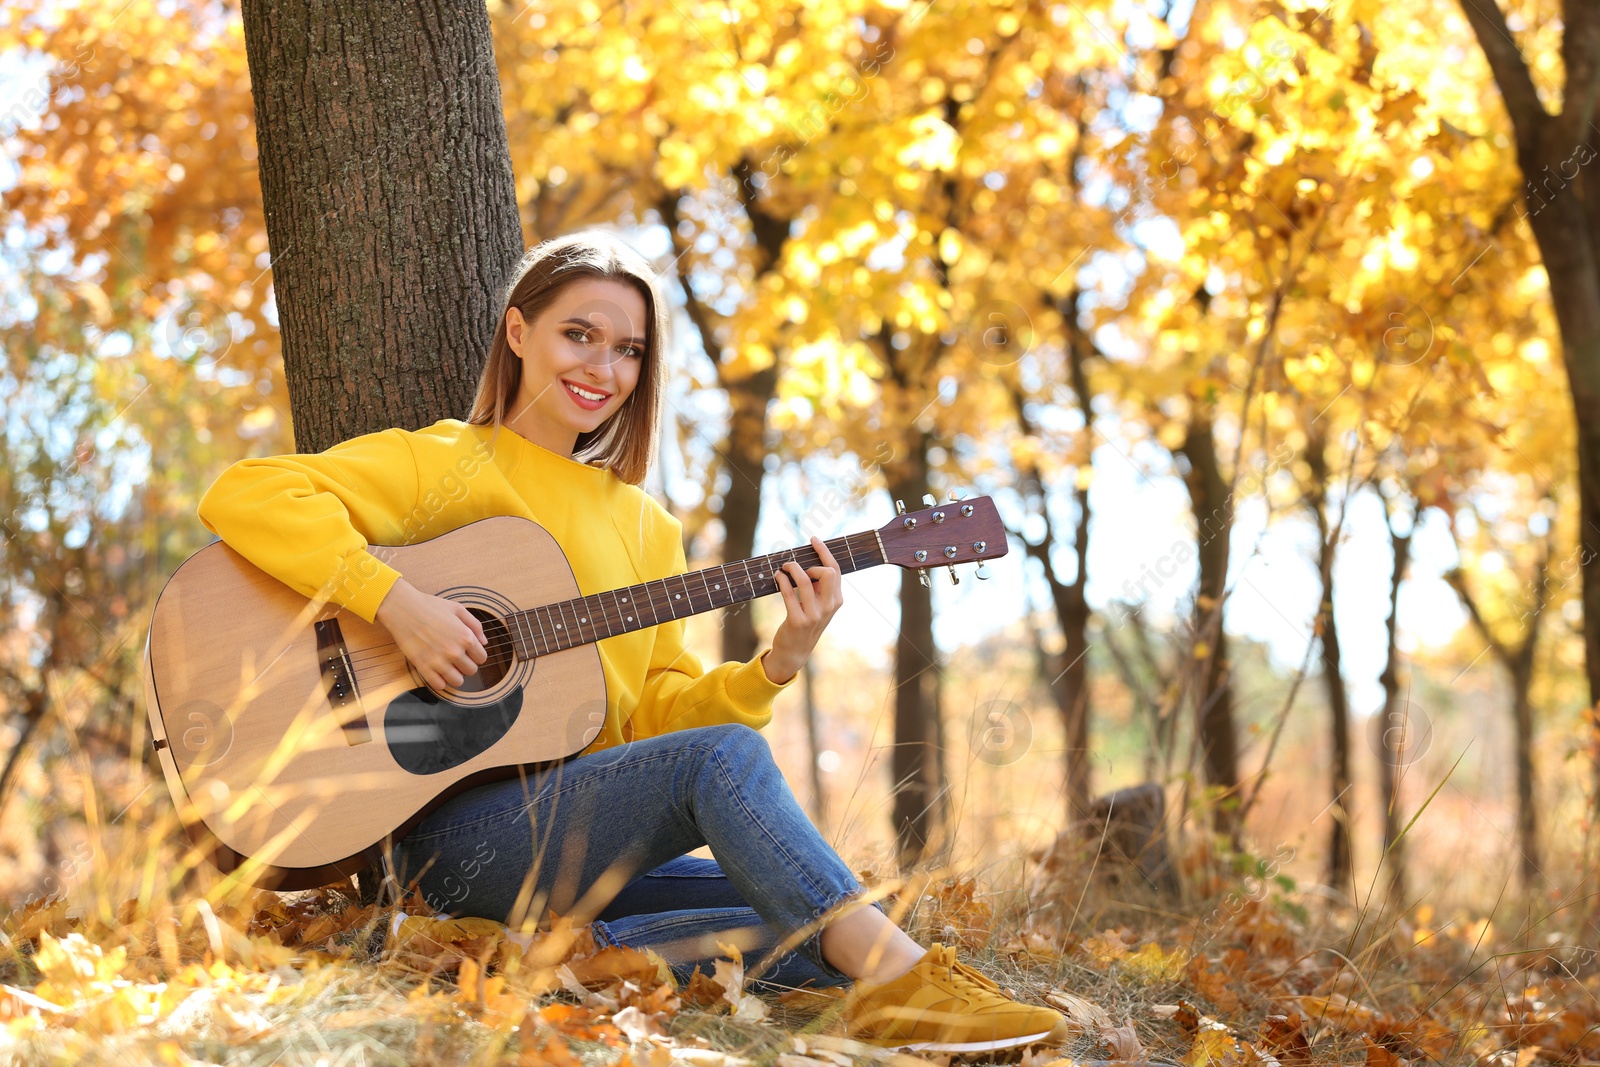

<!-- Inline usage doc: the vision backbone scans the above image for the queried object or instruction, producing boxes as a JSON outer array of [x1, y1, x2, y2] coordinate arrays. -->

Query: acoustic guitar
[[142, 496, 1006, 889]]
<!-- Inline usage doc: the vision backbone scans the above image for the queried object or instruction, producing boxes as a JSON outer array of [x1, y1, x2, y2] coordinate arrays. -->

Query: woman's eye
[[564, 328, 592, 343], [620, 345, 643, 359]]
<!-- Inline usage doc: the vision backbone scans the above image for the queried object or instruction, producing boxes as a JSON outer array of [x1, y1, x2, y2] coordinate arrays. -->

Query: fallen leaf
[[1123, 942, 1191, 983], [563, 945, 660, 989], [519, 1027, 584, 1067], [1293, 994, 1379, 1034], [683, 967, 729, 1008], [1364, 1038, 1408, 1067], [1082, 929, 1131, 964], [1043, 989, 1113, 1033], [1257, 1013, 1310, 1066], [1187, 954, 1244, 1013], [1099, 1016, 1149, 1060], [1187, 1028, 1253, 1067]]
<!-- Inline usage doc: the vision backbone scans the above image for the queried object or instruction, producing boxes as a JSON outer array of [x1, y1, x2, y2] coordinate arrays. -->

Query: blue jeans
[[392, 723, 878, 989]]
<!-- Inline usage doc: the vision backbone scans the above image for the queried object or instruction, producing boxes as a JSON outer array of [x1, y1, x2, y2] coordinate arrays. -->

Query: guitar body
[[144, 516, 608, 889]]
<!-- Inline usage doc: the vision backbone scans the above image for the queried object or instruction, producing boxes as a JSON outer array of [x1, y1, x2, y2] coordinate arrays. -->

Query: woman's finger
[[786, 561, 818, 615], [774, 566, 799, 614], [813, 536, 840, 570]]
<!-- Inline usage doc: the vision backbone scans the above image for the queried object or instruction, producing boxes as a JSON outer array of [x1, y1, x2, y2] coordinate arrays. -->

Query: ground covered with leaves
[[0, 849, 1597, 1067]]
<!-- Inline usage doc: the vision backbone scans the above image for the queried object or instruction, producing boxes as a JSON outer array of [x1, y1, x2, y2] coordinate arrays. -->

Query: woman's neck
[[501, 410, 577, 459]]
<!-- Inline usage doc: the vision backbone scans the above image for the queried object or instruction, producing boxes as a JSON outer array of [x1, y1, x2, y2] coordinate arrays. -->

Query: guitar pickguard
[[383, 684, 524, 775]]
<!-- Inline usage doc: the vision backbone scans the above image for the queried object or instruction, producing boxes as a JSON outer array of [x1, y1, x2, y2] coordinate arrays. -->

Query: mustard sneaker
[[834, 943, 1068, 1053]]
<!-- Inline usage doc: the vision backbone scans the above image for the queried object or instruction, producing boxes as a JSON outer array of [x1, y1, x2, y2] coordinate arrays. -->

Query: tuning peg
[[895, 498, 906, 515], [975, 561, 991, 580], [947, 489, 962, 502], [948, 565, 960, 585], [919, 570, 931, 588], [922, 493, 936, 507]]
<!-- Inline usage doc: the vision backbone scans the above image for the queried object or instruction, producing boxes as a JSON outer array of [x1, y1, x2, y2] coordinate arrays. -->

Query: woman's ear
[[506, 306, 528, 358]]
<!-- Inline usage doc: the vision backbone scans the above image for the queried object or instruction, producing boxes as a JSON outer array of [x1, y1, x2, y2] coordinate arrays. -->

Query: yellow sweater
[[196, 419, 793, 752]]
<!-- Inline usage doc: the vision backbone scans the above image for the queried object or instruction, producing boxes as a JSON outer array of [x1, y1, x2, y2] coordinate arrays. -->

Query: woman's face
[[503, 276, 648, 457]]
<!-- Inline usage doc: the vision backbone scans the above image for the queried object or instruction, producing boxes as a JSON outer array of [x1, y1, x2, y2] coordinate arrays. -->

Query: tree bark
[[717, 370, 778, 661], [885, 430, 947, 868], [1376, 493, 1412, 907], [800, 658, 827, 825], [1448, 524, 1551, 887], [1179, 410, 1240, 835], [241, 0, 524, 452], [1306, 431, 1354, 893], [1005, 303, 1095, 824], [1456, 0, 1600, 827]]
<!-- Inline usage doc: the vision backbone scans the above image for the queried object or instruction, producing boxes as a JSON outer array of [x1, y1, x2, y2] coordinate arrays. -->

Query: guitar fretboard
[[503, 532, 883, 658]]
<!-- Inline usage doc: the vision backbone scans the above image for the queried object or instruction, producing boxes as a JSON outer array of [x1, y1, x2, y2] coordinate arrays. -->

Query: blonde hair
[[468, 230, 670, 486]]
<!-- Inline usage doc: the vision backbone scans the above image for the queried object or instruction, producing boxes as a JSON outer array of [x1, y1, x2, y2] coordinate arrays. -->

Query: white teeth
[[566, 382, 606, 401]]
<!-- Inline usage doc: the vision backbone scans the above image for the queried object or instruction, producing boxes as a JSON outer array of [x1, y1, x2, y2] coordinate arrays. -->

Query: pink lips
[[562, 379, 611, 410]]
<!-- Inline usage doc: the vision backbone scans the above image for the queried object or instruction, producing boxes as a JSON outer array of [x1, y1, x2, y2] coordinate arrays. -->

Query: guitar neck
[[502, 531, 885, 658]]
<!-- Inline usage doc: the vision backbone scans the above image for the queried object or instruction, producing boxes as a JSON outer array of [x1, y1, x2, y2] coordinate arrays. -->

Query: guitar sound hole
[[455, 608, 513, 693]]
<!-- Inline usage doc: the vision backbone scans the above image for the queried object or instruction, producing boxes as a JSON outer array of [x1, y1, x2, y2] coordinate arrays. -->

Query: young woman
[[196, 231, 1067, 1054]]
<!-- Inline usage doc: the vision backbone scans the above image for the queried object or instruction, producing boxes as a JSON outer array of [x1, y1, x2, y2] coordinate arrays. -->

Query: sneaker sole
[[868, 1029, 1058, 1054]]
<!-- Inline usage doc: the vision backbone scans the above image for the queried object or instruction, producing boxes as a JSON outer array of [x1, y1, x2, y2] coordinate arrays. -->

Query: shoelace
[[931, 944, 1008, 1000]]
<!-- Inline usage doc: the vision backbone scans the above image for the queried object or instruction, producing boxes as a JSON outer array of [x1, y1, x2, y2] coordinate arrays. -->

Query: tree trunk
[[800, 657, 827, 826], [1179, 411, 1239, 835], [885, 430, 946, 868], [1455, 0, 1600, 841], [1004, 289, 1097, 823], [1307, 432, 1354, 893], [717, 369, 778, 662], [1510, 661, 1541, 883], [1376, 503, 1412, 906], [1057, 305, 1095, 821], [241, 0, 524, 452], [1447, 526, 1551, 889]]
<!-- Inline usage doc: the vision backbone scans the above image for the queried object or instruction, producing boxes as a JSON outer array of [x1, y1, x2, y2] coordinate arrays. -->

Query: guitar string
[[344, 542, 832, 687], [337, 536, 873, 669], [339, 544, 838, 672], [337, 544, 820, 666]]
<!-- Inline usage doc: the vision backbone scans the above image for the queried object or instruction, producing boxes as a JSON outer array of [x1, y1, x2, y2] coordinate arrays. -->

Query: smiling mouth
[[563, 380, 610, 402]]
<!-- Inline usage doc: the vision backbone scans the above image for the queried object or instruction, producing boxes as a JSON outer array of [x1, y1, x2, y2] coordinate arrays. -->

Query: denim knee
[[695, 722, 770, 762]]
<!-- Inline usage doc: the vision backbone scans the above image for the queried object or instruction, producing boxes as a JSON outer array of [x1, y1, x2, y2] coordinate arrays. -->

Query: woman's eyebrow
[[559, 316, 646, 346]]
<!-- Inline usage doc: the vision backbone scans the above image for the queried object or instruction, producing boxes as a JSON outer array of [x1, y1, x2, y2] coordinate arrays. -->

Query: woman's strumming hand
[[375, 578, 488, 690], [764, 536, 844, 685]]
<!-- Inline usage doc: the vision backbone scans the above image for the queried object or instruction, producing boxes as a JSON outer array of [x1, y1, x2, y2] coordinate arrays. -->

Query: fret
[[512, 611, 534, 658], [615, 587, 637, 630], [544, 604, 561, 650], [740, 557, 756, 597], [670, 573, 691, 617], [699, 568, 715, 611], [841, 535, 856, 572], [575, 596, 595, 644], [552, 600, 573, 649], [529, 607, 551, 656]]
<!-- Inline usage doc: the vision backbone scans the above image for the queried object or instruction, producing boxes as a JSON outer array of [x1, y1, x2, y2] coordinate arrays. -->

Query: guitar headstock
[[876, 494, 1007, 585]]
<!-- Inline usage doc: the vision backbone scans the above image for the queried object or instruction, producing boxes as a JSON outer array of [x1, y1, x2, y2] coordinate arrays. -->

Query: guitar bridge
[[314, 618, 370, 744]]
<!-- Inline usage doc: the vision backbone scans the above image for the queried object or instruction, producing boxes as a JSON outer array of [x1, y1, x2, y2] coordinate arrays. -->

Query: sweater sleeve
[[195, 428, 421, 623], [625, 516, 796, 740]]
